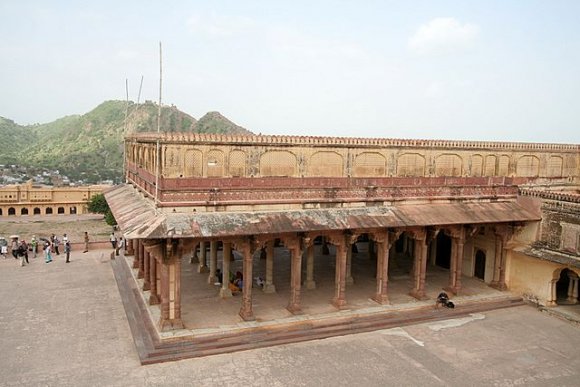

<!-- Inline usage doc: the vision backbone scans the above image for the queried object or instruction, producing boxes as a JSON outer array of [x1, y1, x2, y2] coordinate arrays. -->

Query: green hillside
[[0, 101, 253, 183]]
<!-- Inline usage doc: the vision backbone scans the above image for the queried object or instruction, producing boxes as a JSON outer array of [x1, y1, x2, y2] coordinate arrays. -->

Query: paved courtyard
[[1, 249, 580, 386]]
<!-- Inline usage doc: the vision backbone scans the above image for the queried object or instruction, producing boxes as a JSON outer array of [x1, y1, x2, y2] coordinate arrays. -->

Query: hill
[[0, 101, 253, 183]]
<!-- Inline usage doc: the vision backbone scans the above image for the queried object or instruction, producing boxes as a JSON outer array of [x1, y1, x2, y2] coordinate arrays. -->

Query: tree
[[87, 193, 117, 226]]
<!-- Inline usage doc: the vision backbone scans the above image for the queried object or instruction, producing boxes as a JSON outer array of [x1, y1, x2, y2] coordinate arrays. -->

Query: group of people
[[2, 233, 79, 266], [2, 231, 127, 266], [109, 233, 125, 256], [214, 270, 265, 294]]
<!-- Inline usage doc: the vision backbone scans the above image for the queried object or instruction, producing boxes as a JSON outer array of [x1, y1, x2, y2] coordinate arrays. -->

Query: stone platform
[[112, 244, 526, 364]]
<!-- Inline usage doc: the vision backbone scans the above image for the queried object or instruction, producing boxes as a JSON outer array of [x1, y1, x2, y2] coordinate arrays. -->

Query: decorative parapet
[[519, 188, 580, 204], [126, 132, 580, 152]]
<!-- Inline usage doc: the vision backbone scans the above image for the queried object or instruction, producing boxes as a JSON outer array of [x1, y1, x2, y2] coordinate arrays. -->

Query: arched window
[[57, 207, 65, 214], [46, 208, 53, 215], [8, 207, 16, 215], [33, 207, 41, 215], [70, 207, 77, 215], [21, 208, 29, 215]]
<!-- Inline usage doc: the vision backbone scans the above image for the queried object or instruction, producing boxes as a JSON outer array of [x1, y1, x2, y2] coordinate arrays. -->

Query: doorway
[[435, 233, 451, 269], [474, 249, 486, 280]]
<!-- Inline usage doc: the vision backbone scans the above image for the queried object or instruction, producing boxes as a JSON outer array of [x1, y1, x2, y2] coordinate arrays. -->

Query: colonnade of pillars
[[122, 224, 514, 331]]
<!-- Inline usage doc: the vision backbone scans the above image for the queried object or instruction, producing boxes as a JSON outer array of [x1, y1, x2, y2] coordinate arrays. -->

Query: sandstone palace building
[[105, 133, 580, 363], [0, 181, 105, 217]]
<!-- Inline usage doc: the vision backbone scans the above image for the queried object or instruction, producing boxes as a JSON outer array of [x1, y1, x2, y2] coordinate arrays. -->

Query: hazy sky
[[1, 1, 579, 143]]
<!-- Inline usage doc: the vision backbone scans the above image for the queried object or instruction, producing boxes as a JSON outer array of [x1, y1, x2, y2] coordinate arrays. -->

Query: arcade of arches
[[0, 181, 106, 217]]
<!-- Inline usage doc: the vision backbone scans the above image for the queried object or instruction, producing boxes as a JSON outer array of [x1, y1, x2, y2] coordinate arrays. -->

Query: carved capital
[[407, 227, 426, 242], [494, 224, 514, 243], [444, 225, 465, 241], [233, 236, 259, 256]]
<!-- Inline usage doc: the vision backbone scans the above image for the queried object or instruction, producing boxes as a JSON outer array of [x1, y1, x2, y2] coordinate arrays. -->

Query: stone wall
[[125, 133, 580, 181]]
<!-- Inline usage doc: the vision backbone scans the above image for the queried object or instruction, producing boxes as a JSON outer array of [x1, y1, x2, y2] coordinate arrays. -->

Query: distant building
[[0, 180, 109, 216]]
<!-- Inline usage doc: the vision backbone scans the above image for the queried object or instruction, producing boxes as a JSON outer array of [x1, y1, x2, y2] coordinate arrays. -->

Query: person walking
[[64, 241, 71, 263], [20, 240, 29, 265], [11, 238, 19, 259], [44, 242, 53, 263], [83, 232, 89, 253], [110, 233, 117, 250], [116, 237, 125, 256], [31, 236, 38, 258], [53, 235, 60, 255]]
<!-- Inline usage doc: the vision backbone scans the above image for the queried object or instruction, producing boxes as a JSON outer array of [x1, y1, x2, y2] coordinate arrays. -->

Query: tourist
[[110, 233, 117, 250], [83, 232, 89, 253], [44, 242, 53, 263], [30, 236, 37, 258], [53, 235, 60, 255], [64, 241, 71, 263], [11, 238, 19, 259], [116, 237, 125, 256], [62, 233, 69, 244], [20, 240, 29, 265]]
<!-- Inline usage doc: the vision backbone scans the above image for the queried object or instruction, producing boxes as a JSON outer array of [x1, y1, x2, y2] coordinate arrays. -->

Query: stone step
[[142, 296, 524, 364]]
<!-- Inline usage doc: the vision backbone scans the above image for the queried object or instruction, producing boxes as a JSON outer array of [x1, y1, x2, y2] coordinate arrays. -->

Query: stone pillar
[[372, 231, 395, 305], [444, 227, 465, 295], [286, 236, 304, 314], [305, 244, 316, 290], [137, 241, 145, 279], [143, 250, 151, 291], [156, 240, 184, 331], [208, 241, 218, 284], [133, 239, 140, 269], [546, 279, 558, 306], [149, 254, 159, 305], [567, 272, 579, 304], [263, 240, 276, 293], [409, 228, 428, 300], [238, 239, 255, 321], [126, 239, 135, 256], [346, 248, 354, 285], [329, 233, 350, 309], [197, 241, 208, 273], [491, 225, 512, 291], [220, 242, 233, 298]]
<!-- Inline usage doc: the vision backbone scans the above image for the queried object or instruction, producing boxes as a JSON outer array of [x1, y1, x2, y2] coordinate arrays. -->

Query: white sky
[[1, 1, 579, 143]]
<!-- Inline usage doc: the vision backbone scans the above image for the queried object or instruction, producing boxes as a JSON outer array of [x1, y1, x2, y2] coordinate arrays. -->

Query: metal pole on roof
[[154, 42, 162, 209]]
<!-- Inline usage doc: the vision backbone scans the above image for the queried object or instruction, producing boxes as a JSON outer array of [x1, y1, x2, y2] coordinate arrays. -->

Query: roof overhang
[[105, 185, 542, 240]]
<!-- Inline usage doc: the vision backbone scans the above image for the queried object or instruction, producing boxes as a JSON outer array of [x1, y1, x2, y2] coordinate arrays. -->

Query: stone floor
[[134, 242, 507, 335], [3, 249, 580, 386]]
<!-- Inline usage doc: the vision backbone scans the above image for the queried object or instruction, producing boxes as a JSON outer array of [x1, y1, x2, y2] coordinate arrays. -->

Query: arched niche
[[396, 153, 425, 177], [353, 152, 386, 177], [435, 154, 462, 177], [308, 151, 343, 177], [260, 151, 297, 177]]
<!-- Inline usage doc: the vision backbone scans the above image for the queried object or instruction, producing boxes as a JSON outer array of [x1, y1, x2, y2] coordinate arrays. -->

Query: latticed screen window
[[498, 155, 510, 176], [206, 149, 225, 177], [396, 153, 425, 177], [163, 146, 181, 177], [308, 151, 343, 177], [564, 155, 577, 177], [260, 151, 297, 176], [184, 149, 203, 177], [516, 155, 540, 177], [547, 156, 563, 177], [353, 152, 386, 177], [229, 150, 246, 177], [471, 155, 483, 177], [435, 154, 462, 176], [484, 155, 496, 176]]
